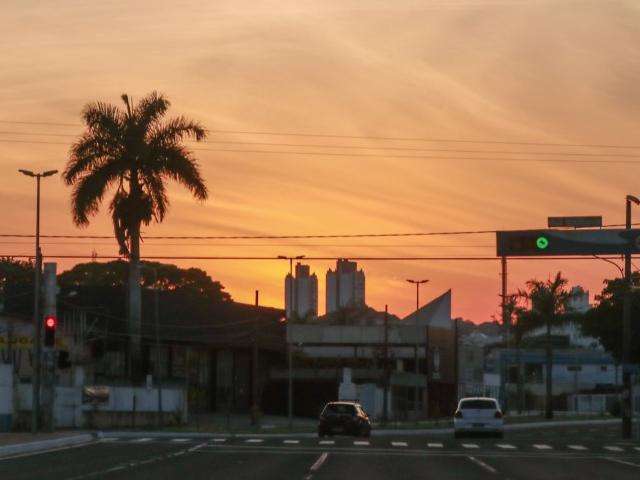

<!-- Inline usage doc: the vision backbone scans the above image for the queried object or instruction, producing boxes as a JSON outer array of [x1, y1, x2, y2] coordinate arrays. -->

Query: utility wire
[[1, 119, 639, 149]]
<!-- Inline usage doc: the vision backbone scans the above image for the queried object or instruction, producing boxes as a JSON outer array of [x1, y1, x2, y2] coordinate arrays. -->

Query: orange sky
[[1, 0, 640, 322]]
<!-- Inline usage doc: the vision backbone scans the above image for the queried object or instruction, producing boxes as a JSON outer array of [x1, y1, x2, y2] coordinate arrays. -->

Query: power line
[[0, 241, 496, 247], [0, 224, 637, 240], [2, 131, 640, 158], [1, 119, 639, 149], [3, 253, 639, 261]]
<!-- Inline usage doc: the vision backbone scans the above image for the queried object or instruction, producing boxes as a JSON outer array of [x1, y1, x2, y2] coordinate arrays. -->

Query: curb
[[98, 418, 622, 439], [0, 434, 96, 459]]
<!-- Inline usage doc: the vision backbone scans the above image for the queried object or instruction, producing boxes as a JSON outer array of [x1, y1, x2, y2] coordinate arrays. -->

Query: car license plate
[[472, 423, 484, 428]]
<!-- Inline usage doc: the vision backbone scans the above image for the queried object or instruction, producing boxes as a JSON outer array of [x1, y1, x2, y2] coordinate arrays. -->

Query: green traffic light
[[536, 236, 549, 249]]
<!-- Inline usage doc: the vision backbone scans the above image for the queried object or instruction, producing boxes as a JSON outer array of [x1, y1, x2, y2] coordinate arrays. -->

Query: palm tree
[[63, 92, 208, 379], [518, 272, 572, 419]]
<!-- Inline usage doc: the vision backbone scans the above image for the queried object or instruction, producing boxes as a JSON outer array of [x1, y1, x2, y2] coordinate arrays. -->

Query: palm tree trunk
[[545, 318, 553, 419], [128, 222, 142, 381]]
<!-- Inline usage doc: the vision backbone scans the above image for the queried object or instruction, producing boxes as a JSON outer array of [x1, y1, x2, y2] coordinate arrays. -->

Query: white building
[[326, 259, 365, 313], [285, 263, 318, 320]]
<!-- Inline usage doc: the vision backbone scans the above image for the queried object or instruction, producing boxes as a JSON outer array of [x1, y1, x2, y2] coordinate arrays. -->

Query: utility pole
[[454, 317, 459, 403], [251, 290, 260, 426], [153, 270, 162, 427], [19, 168, 57, 434], [406, 279, 428, 416], [382, 304, 389, 425], [623, 195, 639, 438], [500, 256, 509, 413]]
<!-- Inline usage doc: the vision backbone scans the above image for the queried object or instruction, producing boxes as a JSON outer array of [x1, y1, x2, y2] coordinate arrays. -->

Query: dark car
[[318, 401, 371, 438]]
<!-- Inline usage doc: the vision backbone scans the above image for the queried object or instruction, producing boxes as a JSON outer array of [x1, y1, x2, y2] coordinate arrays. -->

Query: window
[[459, 399, 497, 410], [323, 403, 357, 416]]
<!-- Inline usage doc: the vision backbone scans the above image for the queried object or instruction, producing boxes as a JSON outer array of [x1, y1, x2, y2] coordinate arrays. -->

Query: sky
[[1, 0, 639, 322]]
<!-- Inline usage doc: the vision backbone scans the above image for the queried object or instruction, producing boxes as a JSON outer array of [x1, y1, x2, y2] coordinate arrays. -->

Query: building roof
[[402, 290, 452, 329]]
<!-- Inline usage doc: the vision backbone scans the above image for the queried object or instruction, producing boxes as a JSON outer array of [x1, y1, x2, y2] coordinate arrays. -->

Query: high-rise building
[[285, 263, 318, 320], [326, 259, 365, 313]]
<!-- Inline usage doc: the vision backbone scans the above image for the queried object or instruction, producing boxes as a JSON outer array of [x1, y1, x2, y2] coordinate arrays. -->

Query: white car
[[453, 397, 504, 438]]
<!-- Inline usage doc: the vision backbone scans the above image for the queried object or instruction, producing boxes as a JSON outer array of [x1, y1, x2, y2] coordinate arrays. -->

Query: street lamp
[[277, 254, 305, 431], [19, 168, 58, 434], [622, 195, 639, 438], [406, 279, 429, 416]]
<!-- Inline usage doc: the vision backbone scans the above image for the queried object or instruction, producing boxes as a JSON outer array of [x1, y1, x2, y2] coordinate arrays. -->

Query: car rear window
[[459, 399, 496, 410], [324, 404, 357, 415]]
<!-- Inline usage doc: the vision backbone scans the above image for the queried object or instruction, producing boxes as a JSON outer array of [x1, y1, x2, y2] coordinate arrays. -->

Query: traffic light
[[44, 315, 56, 348]]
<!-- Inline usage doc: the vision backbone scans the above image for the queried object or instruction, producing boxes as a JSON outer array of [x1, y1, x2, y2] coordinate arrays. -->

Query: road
[[2, 425, 639, 479]]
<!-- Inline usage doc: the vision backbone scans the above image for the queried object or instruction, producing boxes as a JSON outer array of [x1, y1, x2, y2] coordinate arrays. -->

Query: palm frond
[[152, 144, 208, 201], [149, 115, 207, 144], [70, 162, 123, 225], [135, 91, 170, 131]]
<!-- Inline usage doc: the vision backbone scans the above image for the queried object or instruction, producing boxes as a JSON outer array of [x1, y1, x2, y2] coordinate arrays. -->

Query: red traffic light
[[45, 316, 57, 328], [44, 315, 57, 347]]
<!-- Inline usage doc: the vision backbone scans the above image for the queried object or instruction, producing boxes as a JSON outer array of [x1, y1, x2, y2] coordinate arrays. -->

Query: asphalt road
[[2, 425, 639, 480]]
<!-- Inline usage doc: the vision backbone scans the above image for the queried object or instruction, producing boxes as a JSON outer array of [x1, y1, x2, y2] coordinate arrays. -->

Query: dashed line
[[319, 440, 335, 445], [467, 456, 497, 474], [427, 442, 443, 448], [462, 443, 479, 449], [283, 440, 300, 444], [391, 442, 408, 447], [604, 446, 624, 452], [605, 457, 640, 469], [212, 438, 227, 443], [101, 438, 118, 442], [533, 444, 552, 450], [496, 444, 516, 450], [132, 438, 151, 443], [245, 439, 264, 444], [171, 438, 190, 443], [353, 440, 370, 446], [568, 445, 587, 451]]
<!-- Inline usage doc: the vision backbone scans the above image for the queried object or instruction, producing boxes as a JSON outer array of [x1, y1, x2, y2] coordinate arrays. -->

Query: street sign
[[496, 229, 640, 256], [548, 216, 602, 228]]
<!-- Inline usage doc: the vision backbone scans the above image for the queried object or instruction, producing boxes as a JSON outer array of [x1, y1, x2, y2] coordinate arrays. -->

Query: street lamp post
[[623, 195, 639, 439], [278, 255, 305, 431], [19, 168, 58, 434], [406, 279, 429, 416]]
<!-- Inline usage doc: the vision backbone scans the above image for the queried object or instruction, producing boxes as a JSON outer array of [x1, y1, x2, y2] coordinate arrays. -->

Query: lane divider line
[[603, 446, 623, 452], [461, 443, 479, 449], [132, 438, 151, 443], [496, 444, 516, 450], [533, 444, 552, 450], [245, 439, 264, 443], [467, 456, 497, 474], [319, 440, 335, 445], [353, 441, 370, 446], [283, 440, 300, 444], [605, 457, 640, 469], [427, 443, 443, 448], [391, 442, 408, 447], [212, 438, 227, 443], [568, 445, 587, 451]]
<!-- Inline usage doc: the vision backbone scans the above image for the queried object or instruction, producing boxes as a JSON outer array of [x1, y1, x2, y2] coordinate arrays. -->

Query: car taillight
[[454, 410, 463, 419], [494, 411, 503, 419]]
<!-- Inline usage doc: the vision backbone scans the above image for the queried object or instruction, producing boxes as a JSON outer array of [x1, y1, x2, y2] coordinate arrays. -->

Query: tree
[[63, 92, 208, 379], [580, 273, 640, 364], [0, 258, 34, 317], [517, 272, 572, 419]]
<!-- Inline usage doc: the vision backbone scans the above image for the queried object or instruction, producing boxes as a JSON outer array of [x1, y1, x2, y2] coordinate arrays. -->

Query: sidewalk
[[0, 431, 88, 446], [0, 431, 95, 459]]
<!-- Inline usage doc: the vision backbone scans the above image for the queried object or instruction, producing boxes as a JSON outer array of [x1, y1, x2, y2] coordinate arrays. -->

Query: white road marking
[[310, 452, 329, 472], [319, 440, 335, 445], [533, 444, 552, 450], [132, 438, 151, 443], [283, 440, 300, 444], [635, 447, 640, 452], [461, 443, 479, 449], [212, 438, 227, 443], [245, 439, 264, 443], [171, 438, 189, 443], [101, 438, 118, 442], [496, 444, 516, 450], [467, 456, 497, 474], [568, 445, 587, 451], [391, 441, 408, 447], [427, 443, 443, 448], [605, 457, 640, 469], [604, 446, 624, 452], [353, 440, 370, 446]]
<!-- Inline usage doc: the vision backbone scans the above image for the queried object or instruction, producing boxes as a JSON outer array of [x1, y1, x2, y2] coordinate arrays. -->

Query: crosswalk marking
[[568, 445, 587, 451], [132, 438, 151, 443], [245, 439, 264, 443], [354, 440, 370, 446], [171, 438, 189, 443], [604, 446, 624, 452], [391, 441, 408, 447], [427, 443, 443, 448], [461, 443, 479, 449], [283, 440, 300, 444], [319, 440, 335, 445], [496, 444, 516, 450], [533, 444, 552, 450]]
